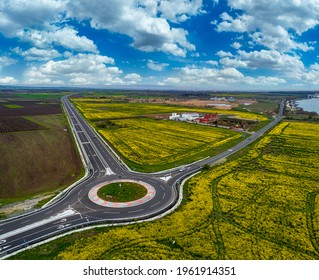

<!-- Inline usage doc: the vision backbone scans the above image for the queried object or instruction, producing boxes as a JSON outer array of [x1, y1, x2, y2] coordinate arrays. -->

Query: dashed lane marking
[[128, 208, 144, 214], [150, 201, 161, 208]]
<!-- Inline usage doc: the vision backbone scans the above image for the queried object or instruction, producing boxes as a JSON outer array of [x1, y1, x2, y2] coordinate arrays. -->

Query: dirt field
[[0, 114, 82, 199], [0, 101, 62, 116], [0, 117, 46, 133], [161, 98, 256, 109]]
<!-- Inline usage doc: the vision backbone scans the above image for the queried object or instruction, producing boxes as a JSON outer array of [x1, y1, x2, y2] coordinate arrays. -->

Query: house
[[198, 113, 219, 123]]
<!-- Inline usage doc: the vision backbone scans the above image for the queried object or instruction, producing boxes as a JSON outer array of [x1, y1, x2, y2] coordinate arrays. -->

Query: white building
[[169, 113, 181, 120], [181, 113, 200, 121]]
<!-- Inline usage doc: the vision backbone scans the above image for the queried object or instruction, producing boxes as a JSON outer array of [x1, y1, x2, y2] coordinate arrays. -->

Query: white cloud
[[0, 0, 200, 57], [124, 73, 142, 84], [0, 1, 98, 53], [159, 64, 288, 89], [24, 53, 116, 85], [219, 50, 304, 72], [162, 77, 181, 84], [166, 65, 245, 85], [0, 0, 66, 36], [231, 42, 242, 49], [13, 47, 60, 61], [17, 26, 98, 53], [217, 0, 319, 52], [66, 0, 196, 56], [0, 56, 16, 71], [244, 76, 286, 85], [23, 53, 143, 86], [156, 0, 204, 23], [216, 50, 233, 58], [147, 60, 169, 71], [0, 76, 17, 84], [293, 63, 319, 85], [206, 60, 219, 66], [219, 57, 248, 68], [210, 20, 217, 26]]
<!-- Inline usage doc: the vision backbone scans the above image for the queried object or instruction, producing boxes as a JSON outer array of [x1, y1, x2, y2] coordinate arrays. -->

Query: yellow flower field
[[73, 98, 268, 121], [98, 118, 242, 171], [71, 98, 268, 171], [13, 121, 319, 260]]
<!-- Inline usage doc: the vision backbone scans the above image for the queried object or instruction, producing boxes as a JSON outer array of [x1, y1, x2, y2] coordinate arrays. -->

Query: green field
[[11, 121, 319, 260], [15, 93, 69, 100], [97, 182, 147, 202], [3, 104, 24, 109], [238, 100, 278, 114]]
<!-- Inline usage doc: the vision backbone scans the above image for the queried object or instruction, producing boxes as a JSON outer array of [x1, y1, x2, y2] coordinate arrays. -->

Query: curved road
[[0, 97, 284, 258]]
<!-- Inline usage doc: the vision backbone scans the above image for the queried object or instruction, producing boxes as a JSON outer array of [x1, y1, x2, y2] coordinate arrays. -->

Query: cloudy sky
[[1, 0, 319, 90]]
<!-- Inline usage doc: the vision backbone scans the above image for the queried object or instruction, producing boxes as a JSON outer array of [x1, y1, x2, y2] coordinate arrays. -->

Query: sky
[[1, 0, 319, 90]]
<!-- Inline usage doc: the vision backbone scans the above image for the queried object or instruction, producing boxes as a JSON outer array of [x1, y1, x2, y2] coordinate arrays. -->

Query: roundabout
[[88, 179, 156, 208]]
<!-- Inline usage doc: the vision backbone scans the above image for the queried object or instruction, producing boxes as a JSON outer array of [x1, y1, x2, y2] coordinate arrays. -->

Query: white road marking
[[0, 209, 77, 241], [84, 206, 96, 212], [159, 176, 171, 182], [21, 220, 31, 225], [0, 245, 11, 251], [150, 201, 161, 208], [105, 168, 114, 175], [128, 208, 144, 214]]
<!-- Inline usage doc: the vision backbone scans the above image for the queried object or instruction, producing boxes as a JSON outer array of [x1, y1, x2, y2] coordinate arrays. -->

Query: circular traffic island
[[97, 182, 147, 203], [88, 179, 156, 208]]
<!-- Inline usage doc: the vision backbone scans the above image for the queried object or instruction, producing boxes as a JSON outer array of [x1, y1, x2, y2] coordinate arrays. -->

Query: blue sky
[[1, 0, 319, 90]]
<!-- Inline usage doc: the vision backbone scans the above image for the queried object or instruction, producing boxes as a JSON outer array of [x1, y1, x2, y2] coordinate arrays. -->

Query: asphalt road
[[0, 97, 284, 259]]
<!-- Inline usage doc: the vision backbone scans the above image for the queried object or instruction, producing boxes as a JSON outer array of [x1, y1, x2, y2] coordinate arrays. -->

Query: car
[[179, 167, 186, 172], [0, 240, 6, 244]]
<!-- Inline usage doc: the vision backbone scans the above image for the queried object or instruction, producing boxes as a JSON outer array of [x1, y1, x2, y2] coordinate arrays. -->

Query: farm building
[[169, 112, 200, 121], [181, 113, 200, 121], [198, 113, 219, 123], [169, 113, 181, 120]]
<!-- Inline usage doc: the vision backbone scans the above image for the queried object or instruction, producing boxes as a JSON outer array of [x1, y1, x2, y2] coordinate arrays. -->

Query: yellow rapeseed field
[[72, 98, 267, 171], [15, 121, 319, 260], [52, 121, 319, 260], [73, 99, 268, 121], [99, 118, 241, 171]]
